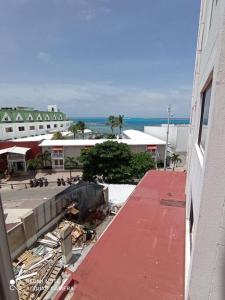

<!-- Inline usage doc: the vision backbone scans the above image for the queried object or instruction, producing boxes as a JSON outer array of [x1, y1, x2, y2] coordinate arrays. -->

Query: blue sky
[[0, 0, 200, 117]]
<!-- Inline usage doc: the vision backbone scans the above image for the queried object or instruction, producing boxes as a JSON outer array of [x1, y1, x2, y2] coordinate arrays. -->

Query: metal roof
[[0, 108, 67, 123], [11, 131, 71, 142], [123, 129, 166, 144], [0, 146, 30, 155], [69, 171, 186, 300], [39, 137, 165, 147]]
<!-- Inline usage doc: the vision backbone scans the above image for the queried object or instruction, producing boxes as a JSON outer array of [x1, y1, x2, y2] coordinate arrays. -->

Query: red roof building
[[57, 171, 186, 300]]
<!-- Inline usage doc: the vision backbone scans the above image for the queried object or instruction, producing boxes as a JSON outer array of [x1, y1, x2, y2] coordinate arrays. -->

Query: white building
[[0, 106, 71, 140], [144, 124, 189, 165], [39, 133, 166, 170], [185, 0, 225, 299]]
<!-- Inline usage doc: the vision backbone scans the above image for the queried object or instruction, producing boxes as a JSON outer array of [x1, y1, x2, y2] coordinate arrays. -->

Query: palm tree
[[106, 115, 117, 134], [76, 121, 86, 139], [170, 153, 182, 171], [117, 114, 124, 135], [52, 131, 63, 140], [37, 150, 51, 168], [69, 123, 78, 139], [27, 157, 42, 178], [64, 156, 78, 178]]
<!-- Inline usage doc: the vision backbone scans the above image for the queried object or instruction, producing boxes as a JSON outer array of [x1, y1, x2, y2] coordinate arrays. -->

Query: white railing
[[51, 153, 64, 158]]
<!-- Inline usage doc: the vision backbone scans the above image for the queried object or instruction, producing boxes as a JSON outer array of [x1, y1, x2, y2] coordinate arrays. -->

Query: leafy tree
[[130, 152, 155, 179], [27, 157, 42, 178], [52, 131, 64, 140], [117, 114, 124, 135], [106, 115, 117, 134], [64, 156, 78, 178], [37, 150, 51, 168], [76, 121, 86, 139], [170, 153, 182, 171], [107, 134, 116, 139], [79, 141, 132, 183], [69, 123, 78, 139]]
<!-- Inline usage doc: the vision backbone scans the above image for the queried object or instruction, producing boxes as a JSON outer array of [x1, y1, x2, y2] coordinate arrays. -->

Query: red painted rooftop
[[71, 171, 186, 300]]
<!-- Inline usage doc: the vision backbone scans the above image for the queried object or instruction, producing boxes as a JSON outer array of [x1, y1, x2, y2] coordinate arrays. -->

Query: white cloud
[[0, 82, 191, 117]]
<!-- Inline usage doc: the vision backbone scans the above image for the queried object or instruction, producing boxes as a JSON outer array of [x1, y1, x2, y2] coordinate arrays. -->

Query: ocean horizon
[[70, 117, 190, 133]]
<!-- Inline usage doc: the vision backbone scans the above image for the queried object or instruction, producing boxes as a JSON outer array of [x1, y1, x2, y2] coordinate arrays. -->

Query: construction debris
[[13, 218, 96, 300]]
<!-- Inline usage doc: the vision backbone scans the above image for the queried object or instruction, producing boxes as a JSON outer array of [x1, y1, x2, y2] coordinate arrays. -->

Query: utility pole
[[0, 195, 18, 300], [163, 105, 172, 171]]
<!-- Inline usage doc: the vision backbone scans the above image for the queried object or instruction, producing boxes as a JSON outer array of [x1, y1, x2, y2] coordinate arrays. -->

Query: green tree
[[69, 123, 78, 139], [76, 121, 86, 139], [107, 133, 116, 139], [106, 115, 117, 134], [64, 156, 78, 178], [79, 141, 132, 183], [130, 152, 155, 180], [27, 157, 42, 178], [52, 131, 64, 140], [37, 150, 51, 168], [170, 153, 182, 171], [117, 114, 124, 135]]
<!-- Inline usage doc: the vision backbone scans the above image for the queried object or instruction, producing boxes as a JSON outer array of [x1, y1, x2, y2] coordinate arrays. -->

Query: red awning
[[52, 147, 63, 151], [147, 145, 157, 150]]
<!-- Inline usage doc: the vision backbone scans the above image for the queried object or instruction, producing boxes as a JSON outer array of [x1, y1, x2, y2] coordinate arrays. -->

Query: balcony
[[51, 153, 64, 159]]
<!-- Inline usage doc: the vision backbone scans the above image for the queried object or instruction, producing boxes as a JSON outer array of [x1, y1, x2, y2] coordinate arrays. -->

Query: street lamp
[[163, 105, 173, 171]]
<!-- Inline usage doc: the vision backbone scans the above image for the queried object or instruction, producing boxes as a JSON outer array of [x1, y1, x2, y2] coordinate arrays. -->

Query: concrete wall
[[185, 0, 225, 299], [7, 186, 109, 260], [144, 125, 189, 166], [7, 196, 69, 259], [144, 125, 189, 153]]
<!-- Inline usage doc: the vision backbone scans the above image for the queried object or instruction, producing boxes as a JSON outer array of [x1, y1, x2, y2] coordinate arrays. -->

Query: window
[[2, 112, 11, 122], [5, 127, 13, 133], [54, 124, 57, 128], [47, 124, 51, 129], [16, 113, 23, 122], [60, 124, 63, 127], [37, 114, 42, 121], [29, 126, 35, 130], [39, 125, 44, 129], [198, 81, 212, 151], [190, 200, 194, 253], [18, 126, 25, 131]]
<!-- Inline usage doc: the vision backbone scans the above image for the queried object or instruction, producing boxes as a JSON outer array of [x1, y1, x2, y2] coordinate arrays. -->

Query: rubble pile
[[13, 220, 96, 300]]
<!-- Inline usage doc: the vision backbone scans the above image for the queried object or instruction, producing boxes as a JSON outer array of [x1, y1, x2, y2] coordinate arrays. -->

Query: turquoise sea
[[70, 117, 190, 134]]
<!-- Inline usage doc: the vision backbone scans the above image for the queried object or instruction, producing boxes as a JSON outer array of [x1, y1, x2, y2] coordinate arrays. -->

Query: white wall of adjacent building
[[185, 0, 225, 299], [0, 120, 71, 140], [144, 124, 189, 152], [144, 124, 189, 165]]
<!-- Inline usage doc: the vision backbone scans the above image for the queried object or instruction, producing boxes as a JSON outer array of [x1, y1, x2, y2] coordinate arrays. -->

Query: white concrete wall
[[186, 0, 225, 299], [144, 125, 189, 153], [144, 125, 177, 147], [0, 120, 71, 140]]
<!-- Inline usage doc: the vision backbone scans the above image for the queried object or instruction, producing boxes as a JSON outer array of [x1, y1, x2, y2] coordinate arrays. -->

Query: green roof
[[0, 109, 68, 123]]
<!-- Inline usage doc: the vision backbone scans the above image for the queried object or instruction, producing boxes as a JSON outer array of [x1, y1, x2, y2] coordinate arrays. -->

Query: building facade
[[39, 137, 166, 171], [144, 124, 189, 165], [0, 106, 71, 141], [185, 0, 225, 299]]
